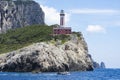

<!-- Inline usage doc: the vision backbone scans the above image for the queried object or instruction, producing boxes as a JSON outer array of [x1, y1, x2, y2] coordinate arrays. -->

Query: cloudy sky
[[35, 0, 120, 68]]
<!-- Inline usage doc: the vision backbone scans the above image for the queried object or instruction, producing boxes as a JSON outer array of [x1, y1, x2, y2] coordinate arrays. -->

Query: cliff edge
[[0, 0, 44, 33], [0, 33, 93, 72]]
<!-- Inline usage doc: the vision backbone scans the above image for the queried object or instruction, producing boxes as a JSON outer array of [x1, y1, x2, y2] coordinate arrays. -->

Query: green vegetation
[[72, 31, 82, 40], [0, 25, 73, 54], [0, 25, 53, 54], [53, 34, 70, 44], [0, 23, 83, 54], [72, 32, 82, 37]]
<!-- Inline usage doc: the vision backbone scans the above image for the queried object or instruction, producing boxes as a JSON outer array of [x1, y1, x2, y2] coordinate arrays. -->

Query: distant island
[[0, 0, 94, 72]]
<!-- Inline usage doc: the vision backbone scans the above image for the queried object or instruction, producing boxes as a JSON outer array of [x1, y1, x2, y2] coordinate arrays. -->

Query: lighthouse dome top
[[60, 10, 64, 14]]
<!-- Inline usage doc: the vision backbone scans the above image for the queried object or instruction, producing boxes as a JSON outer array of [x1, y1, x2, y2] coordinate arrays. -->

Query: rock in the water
[[0, 34, 93, 72], [100, 62, 106, 68], [0, 0, 44, 33], [93, 61, 106, 69]]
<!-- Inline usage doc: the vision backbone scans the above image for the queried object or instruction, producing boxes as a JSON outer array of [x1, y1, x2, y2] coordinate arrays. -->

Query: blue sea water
[[0, 69, 120, 80]]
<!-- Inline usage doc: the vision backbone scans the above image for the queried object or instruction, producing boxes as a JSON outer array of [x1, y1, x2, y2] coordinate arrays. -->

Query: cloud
[[41, 5, 70, 25], [86, 25, 106, 33], [70, 9, 120, 14]]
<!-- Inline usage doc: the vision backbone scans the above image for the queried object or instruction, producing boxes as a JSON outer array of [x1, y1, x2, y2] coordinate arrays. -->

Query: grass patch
[[0, 25, 53, 54]]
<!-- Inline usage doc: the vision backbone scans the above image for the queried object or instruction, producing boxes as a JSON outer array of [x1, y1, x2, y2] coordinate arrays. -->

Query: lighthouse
[[60, 10, 65, 27], [53, 10, 71, 35]]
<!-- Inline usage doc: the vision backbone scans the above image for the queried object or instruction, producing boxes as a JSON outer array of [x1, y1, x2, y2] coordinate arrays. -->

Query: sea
[[0, 69, 120, 80]]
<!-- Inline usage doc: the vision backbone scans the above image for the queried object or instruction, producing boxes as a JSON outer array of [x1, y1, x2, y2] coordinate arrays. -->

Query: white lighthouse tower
[[60, 10, 65, 27]]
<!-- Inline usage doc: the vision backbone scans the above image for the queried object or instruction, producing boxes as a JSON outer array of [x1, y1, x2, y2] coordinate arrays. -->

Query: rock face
[[0, 0, 44, 33], [93, 61, 100, 68], [0, 34, 93, 72]]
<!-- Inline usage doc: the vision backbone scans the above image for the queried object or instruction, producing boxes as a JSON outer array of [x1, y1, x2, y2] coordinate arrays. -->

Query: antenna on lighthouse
[[60, 10, 65, 27]]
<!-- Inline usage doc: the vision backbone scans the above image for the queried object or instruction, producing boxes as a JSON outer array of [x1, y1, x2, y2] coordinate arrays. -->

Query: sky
[[35, 0, 120, 68]]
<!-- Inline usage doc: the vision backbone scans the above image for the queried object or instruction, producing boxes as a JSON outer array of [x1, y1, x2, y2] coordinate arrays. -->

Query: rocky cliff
[[0, 0, 44, 33], [93, 61, 100, 68], [0, 34, 93, 72]]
